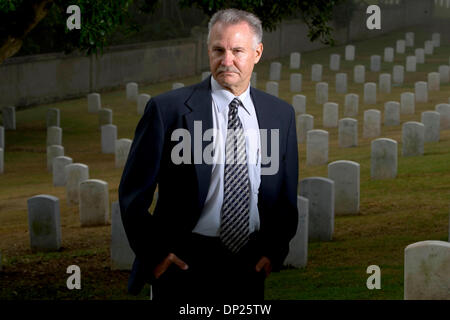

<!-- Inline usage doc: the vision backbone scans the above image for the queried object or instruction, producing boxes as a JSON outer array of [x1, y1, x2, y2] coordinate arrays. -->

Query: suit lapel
[[185, 77, 213, 208]]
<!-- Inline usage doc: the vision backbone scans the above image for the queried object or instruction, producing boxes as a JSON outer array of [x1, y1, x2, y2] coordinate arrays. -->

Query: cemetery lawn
[[1, 25, 449, 300]]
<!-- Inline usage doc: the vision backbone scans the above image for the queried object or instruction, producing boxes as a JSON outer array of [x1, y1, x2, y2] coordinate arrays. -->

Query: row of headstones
[[23, 193, 136, 270], [295, 99, 450, 142], [264, 63, 449, 98], [268, 32, 443, 81], [435, 0, 450, 8], [303, 116, 448, 169]]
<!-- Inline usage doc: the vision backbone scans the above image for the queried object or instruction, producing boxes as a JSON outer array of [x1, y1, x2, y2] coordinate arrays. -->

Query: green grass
[[0, 25, 449, 300]]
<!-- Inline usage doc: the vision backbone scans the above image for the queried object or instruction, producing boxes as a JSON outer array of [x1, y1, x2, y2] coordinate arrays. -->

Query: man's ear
[[254, 42, 263, 64]]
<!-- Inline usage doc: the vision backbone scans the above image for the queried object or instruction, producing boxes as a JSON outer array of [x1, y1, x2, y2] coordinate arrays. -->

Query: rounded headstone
[[101, 124, 118, 154], [201, 71, 211, 80], [393, 65, 404, 84], [47, 145, 64, 172], [401, 92, 415, 114], [396, 39, 406, 54], [354, 65, 365, 83], [432, 33, 441, 47], [79, 179, 109, 227], [290, 73, 302, 92], [2, 106, 16, 130], [306, 130, 328, 166], [424, 40, 434, 55], [292, 95, 306, 115], [402, 121, 425, 157], [269, 62, 282, 81], [363, 109, 381, 138], [98, 108, 113, 128], [65, 163, 89, 206], [126, 82, 139, 101], [290, 52, 301, 69], [323, 102, 339, 128], [379, 73, 391, 94], [438, 65, 449, 83], [284, 196, 309, 268], [338, 118, 358, 148], [27, 195, 61, 252], [115, 138, 132, 168], [299, 177, 334, 241], [384, 101, 400, 126], [46, 108, 60, 128], [345, 45, 355, 61], [405, 32, 414, 47], [111, 201, 135, 270], [311, 64, 322, 82], [427, 72, 440, 91], [87, 93, 101, 113], [137, 94, 151, 116], [172, 82, 184, 90], [315, 82, 328, 105], [328, 160, 360, 215], [335, 73, 347, 94], [370, 55, 381, 72], [421, 111, 440, 142], [415, 48, 425, 64], [330, 54, 340, 71], [435, 103, 450, 130], [266, 81, 279, 97], [364, 83, 377, 105], [296, 114, 314, 144], [406, 56, 417, 72], [371, 138, 398, 179], [384, 47, 394, 62], [46, 126, 62, 146], [415, 82, 428, 103], [52, 156, 73, 187]]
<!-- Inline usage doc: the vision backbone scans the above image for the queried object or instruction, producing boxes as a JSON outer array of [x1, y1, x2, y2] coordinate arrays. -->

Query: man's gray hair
[[207, 8, 263, 47]]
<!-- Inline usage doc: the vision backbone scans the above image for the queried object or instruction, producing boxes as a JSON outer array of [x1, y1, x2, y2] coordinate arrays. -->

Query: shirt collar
[[211, 76, 252, 115]]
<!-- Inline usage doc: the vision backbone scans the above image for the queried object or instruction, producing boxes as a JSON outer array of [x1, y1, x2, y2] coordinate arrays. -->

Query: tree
[[0, 0, 343, 65]]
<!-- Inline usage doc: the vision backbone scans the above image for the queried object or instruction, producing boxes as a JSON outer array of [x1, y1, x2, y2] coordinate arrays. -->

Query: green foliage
[[180, 0, 344, 45]]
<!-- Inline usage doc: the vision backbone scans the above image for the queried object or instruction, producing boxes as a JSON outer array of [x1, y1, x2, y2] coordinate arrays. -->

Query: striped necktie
[[220, 97, 251, 254]]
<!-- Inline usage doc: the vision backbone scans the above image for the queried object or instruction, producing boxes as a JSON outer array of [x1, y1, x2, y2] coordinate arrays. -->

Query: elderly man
[[119, 8, 298, 301]]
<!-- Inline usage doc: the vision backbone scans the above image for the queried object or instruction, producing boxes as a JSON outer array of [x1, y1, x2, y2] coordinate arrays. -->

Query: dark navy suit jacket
[[118, 76, 299, 295]]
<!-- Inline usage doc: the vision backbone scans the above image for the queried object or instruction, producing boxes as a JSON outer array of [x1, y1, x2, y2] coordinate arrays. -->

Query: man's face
[[208, 21, 263, 96]]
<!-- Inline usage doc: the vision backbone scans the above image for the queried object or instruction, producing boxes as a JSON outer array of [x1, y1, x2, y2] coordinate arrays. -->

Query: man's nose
[[221, 50, 234, 66]]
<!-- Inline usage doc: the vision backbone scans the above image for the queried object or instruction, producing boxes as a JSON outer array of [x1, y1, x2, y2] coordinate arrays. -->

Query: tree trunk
[[0, 0, 54, 64]]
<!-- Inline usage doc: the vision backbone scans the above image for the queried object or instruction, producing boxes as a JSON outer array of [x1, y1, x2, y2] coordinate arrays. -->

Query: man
[[119, 8, 298, 301]]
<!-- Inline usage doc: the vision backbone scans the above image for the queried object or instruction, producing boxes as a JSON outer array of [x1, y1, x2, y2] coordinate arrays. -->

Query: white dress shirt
[[192, 76, 261, 236]]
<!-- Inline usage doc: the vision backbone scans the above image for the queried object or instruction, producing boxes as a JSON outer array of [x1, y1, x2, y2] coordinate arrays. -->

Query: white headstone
[[427, 72, 440, 91], [431, 33, 441, 47], [284, 196, 309, 268], [330, 54, 340, 71], [401, 92, 415, 114], [52, 156, 73, 187], [438, 65, 449, 83], [315, 82, 328, 105], [345, 45, 355, 61], [338, 118, 358, 148], [323, 102, 339, 128], [266, 81, 279, 97], [406, 56, 417, 72], [299, 177, 334, 241], [435, 103, 450, 130], [101, 124, 117, 154], [47, 145, 64, 172], [415, 82, 428, 103], [404, 241, 450, 300], [364, 83, 377, 105], [111, 201, 135, 270], [46, 126, 62, 146], [46, 108, 60, 128], [415, 48, 425, 64], [296, 114, 314, 144], [292, 95, 306, 115], [27, 195, 61, 252], [344, 94, 359, 117], [87, 93, 101, 113], [201, 71, 211, 80], [98, 108, 113, 128], [172, 82, 184, 90], [384, 47, 394, 62], [396, 39, 406, 54], [115, 138, 132, 168], [65, 163, 89, 206], [402, 121, 425, 157], [384, 101, 400, 126], [2, 106, 16, 130], [269, 62, 282, 81], [328, 160, 360, 215], [379, 73, 391, 94], [311, 64, 322, 82], [421, 111, 440, 142], [363, 109, 381, 138], [126, 82, 139, 101], [424, 40, 434, 55], [354, 65, 365, 83], [335, 73, 347, 94], [306, 130, 328, 166], [79, 179, 109, 227], [290, 52, 301, 69], [290, 73, 302, 92], [371, 138, 398, 179], [370, 55, 381, 72], [405, 32, 414, 47], [393, 65, 404, 84], [137, 94, 151, 116]]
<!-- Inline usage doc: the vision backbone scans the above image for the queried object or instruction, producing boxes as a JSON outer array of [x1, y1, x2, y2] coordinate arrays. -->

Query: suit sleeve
[[264, 107, 299, 271], [118, 99, 168, 276]]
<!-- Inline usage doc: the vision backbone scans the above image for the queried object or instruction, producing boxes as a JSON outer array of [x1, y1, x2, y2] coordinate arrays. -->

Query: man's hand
[[153, 253, 189, 279], [255, 256, 272, 277]]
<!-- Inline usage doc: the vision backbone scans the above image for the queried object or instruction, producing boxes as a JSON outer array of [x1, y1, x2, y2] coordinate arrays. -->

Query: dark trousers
[[151, 232, 266, 302]]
